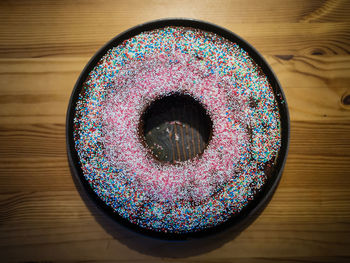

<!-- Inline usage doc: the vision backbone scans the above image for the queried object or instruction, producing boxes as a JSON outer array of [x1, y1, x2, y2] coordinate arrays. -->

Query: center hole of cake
[[140, 93, 213, 163]]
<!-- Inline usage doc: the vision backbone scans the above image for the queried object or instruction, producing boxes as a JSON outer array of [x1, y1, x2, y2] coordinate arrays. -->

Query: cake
[[73, 26, 282, 236]]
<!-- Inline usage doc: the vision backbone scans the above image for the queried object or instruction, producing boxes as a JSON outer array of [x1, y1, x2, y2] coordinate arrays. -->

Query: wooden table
[[1, 1, 349, 262]]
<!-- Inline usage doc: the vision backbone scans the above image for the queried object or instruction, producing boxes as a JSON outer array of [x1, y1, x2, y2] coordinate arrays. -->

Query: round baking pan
[[66, 18, 290, 239]]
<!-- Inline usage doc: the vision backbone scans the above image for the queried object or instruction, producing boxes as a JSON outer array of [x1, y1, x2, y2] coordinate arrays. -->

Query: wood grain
[[0, 0, 349, 58], [0, 0, 349, 262]]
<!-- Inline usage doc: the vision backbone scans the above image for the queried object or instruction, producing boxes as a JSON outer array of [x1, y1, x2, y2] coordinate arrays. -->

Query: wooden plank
[[0, 151, 349, 191], [0, 119, 349, 160], [0, 55, 349, 123], [0, 0, 349, 58], [0, 22, 348, 58], [0, 188, 349, 227], [1, 0, 349, 24], [0, 187, 349, 261]]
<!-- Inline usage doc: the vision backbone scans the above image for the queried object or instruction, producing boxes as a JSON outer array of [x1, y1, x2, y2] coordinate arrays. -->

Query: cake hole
[[139, 93, 213, 163]]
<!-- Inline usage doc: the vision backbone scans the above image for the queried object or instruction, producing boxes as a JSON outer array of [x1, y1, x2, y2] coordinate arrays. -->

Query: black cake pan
[[66, 18, 290, 240]]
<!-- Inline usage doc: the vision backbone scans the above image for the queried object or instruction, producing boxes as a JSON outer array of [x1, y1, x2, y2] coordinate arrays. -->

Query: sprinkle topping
[[74, 27, 281, 234]]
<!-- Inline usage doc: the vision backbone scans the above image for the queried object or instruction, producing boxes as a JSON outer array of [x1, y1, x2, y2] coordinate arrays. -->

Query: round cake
[[69, 20, 288, 238]]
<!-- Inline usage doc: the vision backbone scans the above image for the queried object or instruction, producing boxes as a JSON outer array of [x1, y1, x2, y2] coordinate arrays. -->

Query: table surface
[[1, 0, 349, 262]]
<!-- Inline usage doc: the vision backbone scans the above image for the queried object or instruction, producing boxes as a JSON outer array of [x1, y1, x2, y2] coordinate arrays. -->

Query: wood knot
[[341, 93, 350, 106], [275, 55, 294, 61]]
